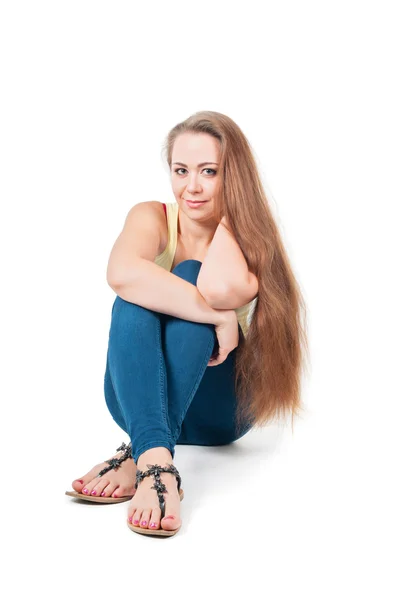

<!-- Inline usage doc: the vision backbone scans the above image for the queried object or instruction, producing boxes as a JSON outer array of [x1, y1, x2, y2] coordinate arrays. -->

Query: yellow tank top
[[154, 202, 257, 338]]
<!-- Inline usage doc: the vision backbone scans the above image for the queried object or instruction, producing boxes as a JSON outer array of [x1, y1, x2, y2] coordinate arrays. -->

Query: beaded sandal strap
[[135, 463, 182, 520], [96, 442, 132, 478]]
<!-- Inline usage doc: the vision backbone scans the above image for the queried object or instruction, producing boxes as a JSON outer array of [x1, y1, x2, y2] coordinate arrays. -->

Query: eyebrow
[[172, 162, 219, 168]]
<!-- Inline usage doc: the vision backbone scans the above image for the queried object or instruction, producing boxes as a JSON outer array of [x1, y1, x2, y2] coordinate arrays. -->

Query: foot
[[127, 447, 182, 532], [71, 447, 137, 499]]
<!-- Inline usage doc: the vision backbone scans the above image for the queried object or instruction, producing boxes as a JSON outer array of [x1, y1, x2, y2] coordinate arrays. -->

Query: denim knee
[[171, 259, 202, 285], [111, 294, 153, 323]]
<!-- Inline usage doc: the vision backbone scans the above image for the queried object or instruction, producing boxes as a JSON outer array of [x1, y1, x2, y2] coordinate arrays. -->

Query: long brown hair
[[162, 110, 310, 436]]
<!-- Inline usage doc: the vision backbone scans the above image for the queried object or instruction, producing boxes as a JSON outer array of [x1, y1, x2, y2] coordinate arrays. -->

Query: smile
[[184, 199, 208, 203]]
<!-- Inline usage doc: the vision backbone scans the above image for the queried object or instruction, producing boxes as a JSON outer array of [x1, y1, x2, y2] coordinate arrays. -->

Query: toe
[[112, 484, 135, 499], [127, 500, 135, 521], [80, 480, 97, 495], [90, 479, 110, 497], [161, 512, 180, 531], [148, 507, 161, 530], [72, 479, 85, 493], [132, 510, 142, 526], [128, 508, 137, 524], [140, 510, 151, 528], [111, 485, 126, 499], [101, 482, 118, 497]]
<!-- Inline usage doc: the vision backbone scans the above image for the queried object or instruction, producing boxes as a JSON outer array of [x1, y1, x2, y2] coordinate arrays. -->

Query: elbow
[[107, 261, 142, 289], [107, 264, 122, 289], [197, 280, 231, 308], [247, 271, 259, 297], [107, 279, 121, 291], [107, 270, 136, 290], [106, 270, 122, 289]]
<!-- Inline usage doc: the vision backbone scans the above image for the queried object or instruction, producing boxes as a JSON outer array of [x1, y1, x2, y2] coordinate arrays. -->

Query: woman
[[65, 110, 309, 537]]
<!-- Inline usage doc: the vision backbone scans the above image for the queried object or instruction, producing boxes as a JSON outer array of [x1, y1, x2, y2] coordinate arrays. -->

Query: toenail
[[91, 490, 97, 495], [141, 521, 147, 526], [77, 480, 84, 483], [128, 516, 132, 523], [133, 519, 139, 524], [163, 515, 175, 520], [150, 522, 157, 528], [82, 488, 88, 493], [100, 492, 105, 496]]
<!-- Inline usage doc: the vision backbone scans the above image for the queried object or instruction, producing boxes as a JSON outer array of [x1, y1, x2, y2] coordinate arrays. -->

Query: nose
[[186, 173, 202, 193]]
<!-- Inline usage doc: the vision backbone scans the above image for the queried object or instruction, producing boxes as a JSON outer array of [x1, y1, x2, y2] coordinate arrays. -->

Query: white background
[[1, 1, 397, 598]]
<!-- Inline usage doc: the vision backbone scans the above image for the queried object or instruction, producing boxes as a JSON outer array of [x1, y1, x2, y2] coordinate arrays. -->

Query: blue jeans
[[104, 259, 253, 464]]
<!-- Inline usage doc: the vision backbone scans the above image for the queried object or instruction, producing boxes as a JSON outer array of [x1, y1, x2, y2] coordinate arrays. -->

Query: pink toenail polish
[[91, 490, 96, 495], [141, 521, 147, 526], [133, 519, 139, 524], [77, 480, 84, 483], [128, 516, 132, 523], [150, 522, 157, 528], [112, 495, 118, 498], [83, 488, 88, 493], [100, 492, 105, 496]]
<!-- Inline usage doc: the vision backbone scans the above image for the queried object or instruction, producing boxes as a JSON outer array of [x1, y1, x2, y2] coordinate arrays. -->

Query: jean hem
[[133, 440, 175, 464]]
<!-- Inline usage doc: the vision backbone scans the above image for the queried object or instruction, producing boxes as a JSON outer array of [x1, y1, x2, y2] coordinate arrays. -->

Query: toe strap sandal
[[65, 442, 135, 504], [128, 463, 184, 537]]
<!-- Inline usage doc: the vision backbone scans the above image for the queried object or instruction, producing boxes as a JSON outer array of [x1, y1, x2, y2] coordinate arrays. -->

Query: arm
[[107, 201, 232, 327], [110, 259, 232, 327], [197, 216, 259, 309], [200, 271, 259, 310]]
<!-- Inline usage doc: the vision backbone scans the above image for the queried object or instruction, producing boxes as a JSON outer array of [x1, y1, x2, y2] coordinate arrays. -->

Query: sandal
[[128, 463, 184, 537], [65, 442, 135, 504]]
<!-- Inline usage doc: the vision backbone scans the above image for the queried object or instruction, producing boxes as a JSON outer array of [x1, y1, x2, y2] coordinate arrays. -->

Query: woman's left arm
[[197, 216, 259, 309]]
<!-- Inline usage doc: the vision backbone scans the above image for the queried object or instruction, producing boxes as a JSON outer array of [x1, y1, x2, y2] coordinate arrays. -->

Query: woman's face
[[170, 132, 221, 220]]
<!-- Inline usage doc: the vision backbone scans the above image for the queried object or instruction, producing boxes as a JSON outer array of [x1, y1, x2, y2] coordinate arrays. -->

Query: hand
[[208, 310, 239, 367]]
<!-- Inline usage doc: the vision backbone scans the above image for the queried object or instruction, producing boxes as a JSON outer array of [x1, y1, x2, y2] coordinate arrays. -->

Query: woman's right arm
[[106, 202, 232, 328]]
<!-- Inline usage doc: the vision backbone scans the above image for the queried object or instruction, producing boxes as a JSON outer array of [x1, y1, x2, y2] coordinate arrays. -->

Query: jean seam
[[171, 334, 215, 440], [156, 316, 173, 447]]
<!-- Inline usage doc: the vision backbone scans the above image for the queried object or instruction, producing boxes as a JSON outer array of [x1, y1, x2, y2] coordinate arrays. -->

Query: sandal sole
[[65, 490, 134, 503], [128, 489, 184, 536]]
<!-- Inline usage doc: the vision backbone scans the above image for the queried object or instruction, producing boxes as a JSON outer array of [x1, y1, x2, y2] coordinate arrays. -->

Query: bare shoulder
[[129, 200, 168, 256], [107, 200, 169, 286]]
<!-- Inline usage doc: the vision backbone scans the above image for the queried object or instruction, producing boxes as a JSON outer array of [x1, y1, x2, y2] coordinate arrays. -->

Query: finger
[[208, 356, 227, 367], [217, 350, 229, 361]]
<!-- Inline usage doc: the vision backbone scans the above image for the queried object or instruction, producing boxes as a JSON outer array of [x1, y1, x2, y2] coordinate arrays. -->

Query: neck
[[177, 205, 218, 248]]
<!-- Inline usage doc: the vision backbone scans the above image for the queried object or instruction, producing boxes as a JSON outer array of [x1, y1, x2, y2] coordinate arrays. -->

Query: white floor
[[48, 409, 395, 598]]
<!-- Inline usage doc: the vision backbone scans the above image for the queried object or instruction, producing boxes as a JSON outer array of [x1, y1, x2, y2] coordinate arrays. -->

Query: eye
[[174, 168, 217, 175]]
